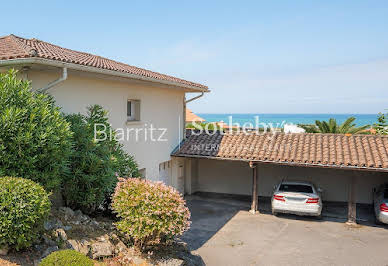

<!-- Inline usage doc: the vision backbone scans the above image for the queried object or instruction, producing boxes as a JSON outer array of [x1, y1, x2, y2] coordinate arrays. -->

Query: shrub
[[112, 178, 191, 248], [0, 70, 72, 191], [0, 177, 51, 250], [63, 105, 138, 213], [40, 249, 93, 266]]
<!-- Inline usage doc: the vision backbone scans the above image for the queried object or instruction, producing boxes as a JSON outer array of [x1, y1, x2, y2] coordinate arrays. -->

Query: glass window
[[127, 99, 140, 121], [279, 184, 313, 193]]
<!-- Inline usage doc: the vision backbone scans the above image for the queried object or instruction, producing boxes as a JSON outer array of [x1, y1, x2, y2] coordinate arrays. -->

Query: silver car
[[373, 183, 388, 224], [272, 181, 322, 217]]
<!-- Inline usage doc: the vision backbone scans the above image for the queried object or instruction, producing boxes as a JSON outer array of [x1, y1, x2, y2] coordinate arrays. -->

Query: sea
[[197, 114, 377, 128]]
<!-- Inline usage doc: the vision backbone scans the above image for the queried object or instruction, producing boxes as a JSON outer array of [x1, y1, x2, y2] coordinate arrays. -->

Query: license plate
[[286, 197, 306, 202]]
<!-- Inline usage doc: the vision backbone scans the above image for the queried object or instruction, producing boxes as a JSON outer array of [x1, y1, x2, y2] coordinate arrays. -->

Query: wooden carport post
[[346, 175, 357, 225], [249, 161, 258, 214]]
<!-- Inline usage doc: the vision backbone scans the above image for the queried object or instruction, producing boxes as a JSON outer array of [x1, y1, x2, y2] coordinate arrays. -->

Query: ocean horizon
[[197, 113, 377, 128]]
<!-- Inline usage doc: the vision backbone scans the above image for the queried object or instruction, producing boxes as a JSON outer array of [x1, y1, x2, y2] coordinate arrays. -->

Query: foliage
[[63, 105, 139, 214], [112, 178, 191, 248], [299, 117, 370, 134], [40, 249, 94, 266], [373, 112, 388, 135], [0, 70, 72, 191], [0, 177, 51, 250]]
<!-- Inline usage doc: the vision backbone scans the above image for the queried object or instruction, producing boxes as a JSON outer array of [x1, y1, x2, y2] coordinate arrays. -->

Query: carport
[[172, 131, 388, 224]]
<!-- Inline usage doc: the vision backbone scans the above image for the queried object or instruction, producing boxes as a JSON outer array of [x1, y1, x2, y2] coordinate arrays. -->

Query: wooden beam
[[347, 175, 357, 224], [249, 162, 258, 214]]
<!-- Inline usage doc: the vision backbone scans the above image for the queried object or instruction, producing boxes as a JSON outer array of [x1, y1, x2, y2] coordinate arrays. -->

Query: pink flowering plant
[[112, 178, 191, 248]]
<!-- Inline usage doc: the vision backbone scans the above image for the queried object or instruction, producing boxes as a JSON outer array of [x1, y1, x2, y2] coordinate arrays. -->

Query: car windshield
[[279, 184, 313, 193]]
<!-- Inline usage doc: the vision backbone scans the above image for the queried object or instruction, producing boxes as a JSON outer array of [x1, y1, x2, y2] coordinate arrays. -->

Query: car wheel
[[272, 210, 278, 216]]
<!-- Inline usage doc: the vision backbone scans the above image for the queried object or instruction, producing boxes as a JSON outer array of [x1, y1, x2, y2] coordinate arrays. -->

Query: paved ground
[[181, 196, 388, 266]]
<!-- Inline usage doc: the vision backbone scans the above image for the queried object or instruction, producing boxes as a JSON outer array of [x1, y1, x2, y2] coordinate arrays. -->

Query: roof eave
[[0, 57, 209, 92], [171, 154, 388, 173]]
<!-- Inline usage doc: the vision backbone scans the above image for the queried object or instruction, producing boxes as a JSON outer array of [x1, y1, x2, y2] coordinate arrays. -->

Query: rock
[[66, 239, 90, 256], [91, 241, 114, 259], [109, 233, 119, 242], [44, 219, 63, 231], [74, 210, 83, 216], [63, 225, 72, 231], [114, 240, 127, 254], [41, 246, 59, 258], [66, 239, 79, 250], [96, 234, 110, 242], [158, 258, 185, 266], [78, 239, 91, 256], [43, 235, 57, 246], [0, 246, 9, 255], [132, 257, 147, 265], [176, 251, 205, 266], [72, 210, 89, 224], [54, 228, 67, 241], [59, 207, 75, 220], [90, 220, 99, 227]]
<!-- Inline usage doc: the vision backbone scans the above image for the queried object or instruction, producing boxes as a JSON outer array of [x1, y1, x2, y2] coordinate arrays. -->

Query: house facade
[[0, 35, 208, 185]]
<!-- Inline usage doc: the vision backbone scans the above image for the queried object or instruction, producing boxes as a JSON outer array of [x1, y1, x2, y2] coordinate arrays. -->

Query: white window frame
[[127, 99, 141, 122]]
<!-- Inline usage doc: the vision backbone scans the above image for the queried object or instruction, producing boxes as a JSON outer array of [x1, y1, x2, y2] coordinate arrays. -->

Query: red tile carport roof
[[172, 130, 388, 172], [0, 34, 208, 90]]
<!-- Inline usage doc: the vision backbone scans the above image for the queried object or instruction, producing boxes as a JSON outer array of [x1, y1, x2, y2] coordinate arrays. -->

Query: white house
[[0, 34, 208, 188]]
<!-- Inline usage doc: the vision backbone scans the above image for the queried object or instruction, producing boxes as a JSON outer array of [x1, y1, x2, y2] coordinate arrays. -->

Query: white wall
[[27, 70, 185, 181], [192, 158, 388, 204]]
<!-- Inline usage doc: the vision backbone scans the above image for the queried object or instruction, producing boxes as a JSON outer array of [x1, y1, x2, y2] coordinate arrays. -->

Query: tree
[[62, 105, 139, 213], [299, 117, 369, 134], [373, 112, 388, 135], [0, 70, 72, 191]]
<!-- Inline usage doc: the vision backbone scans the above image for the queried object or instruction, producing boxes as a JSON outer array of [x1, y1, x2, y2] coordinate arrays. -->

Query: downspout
[[39, 67, 67, 92], [183, 92, 205, 139]]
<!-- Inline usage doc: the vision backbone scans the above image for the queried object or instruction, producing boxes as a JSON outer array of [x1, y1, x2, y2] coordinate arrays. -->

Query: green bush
[[0, 70, 72, 191], [63, 105, 138, 213], [112, 178, 191, 248], [40, 249, 94, 266], [0, 177, 51, 250]]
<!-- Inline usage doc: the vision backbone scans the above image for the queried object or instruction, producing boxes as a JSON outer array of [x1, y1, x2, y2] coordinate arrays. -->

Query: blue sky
[[2, 0, 388, 114]]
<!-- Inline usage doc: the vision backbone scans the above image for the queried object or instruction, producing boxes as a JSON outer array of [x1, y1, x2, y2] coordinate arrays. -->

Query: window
[[279, 184, 313, 193], [127, 99, 140, 121], [139, 168, 146, 179]]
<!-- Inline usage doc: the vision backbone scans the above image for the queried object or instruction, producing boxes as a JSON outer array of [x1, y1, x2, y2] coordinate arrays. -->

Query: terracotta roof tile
[[172, 131, 388, 171], [186, 109, 205, 123], [0, 35, 208, 90]]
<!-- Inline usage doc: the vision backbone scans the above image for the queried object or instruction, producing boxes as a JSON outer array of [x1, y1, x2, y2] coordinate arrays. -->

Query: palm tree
[[299, 117, 370, 134]]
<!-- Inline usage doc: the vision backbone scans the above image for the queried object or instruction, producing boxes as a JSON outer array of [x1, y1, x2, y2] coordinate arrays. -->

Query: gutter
[[185, 92, 204, 103], [0, 58, 209, 92], [40, 67, 67, 92], [182, 92, 205, 140], [170, 153, 388, 173]]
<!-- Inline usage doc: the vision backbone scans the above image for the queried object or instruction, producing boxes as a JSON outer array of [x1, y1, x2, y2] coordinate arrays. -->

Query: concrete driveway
[[181, 196, 388, 266]]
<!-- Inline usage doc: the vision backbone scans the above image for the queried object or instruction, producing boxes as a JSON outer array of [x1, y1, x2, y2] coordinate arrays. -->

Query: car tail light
[[306, 197, 319, 204], [274, 195, 285, 202], [380, 203, 388, 212]]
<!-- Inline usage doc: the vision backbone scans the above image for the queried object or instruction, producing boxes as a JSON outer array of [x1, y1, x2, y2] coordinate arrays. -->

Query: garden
[[0, 70, 199, 265]]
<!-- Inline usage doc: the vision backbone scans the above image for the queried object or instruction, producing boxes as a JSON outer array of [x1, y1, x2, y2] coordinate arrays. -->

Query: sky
[[1, 0, 388, 114]]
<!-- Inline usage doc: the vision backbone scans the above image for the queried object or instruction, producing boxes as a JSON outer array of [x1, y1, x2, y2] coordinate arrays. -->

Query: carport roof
[[172, 130, 388, 172]]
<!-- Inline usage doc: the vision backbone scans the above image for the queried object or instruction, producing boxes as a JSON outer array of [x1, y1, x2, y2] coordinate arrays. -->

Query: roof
[[0, 34, 208, 90], [186, 109, 205, 123], [172, 130, 388, 172]]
